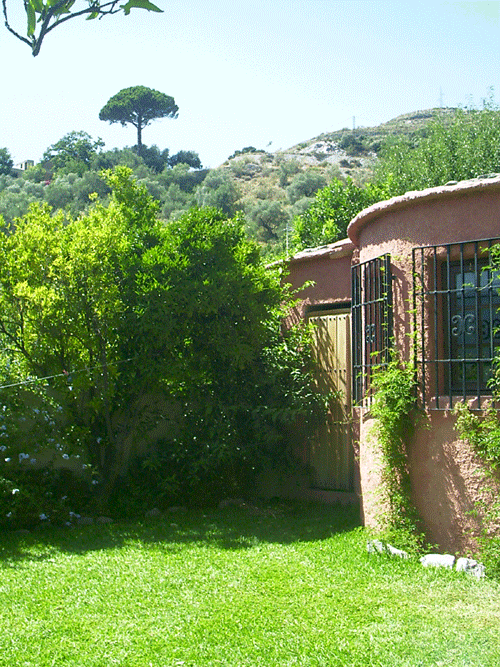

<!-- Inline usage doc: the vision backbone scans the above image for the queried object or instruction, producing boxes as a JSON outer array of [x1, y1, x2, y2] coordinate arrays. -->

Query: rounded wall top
[[289, 237, 355, 265], [347, 174, 500, 248]]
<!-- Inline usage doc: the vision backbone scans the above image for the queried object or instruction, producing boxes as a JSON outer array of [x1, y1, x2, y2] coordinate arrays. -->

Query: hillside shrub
[[195, 169, 240, 215], [293, 177, 391, 249], [286, 171, 326, 204], [375, 97, 500, 194]]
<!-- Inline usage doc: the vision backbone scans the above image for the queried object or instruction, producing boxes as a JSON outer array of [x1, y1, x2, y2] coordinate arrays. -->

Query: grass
[[0, 501, 499, 666]]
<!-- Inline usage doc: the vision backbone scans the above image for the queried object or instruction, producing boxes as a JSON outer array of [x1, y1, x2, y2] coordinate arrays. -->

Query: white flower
[[39, 513, 48, 520], [4, 457, 11, 462], [0, 445, 6, 452], [6, 512, 11, 518], [18, 453, 30, 462], [62, 454, 69, 460], [12, 488, 19, 495]]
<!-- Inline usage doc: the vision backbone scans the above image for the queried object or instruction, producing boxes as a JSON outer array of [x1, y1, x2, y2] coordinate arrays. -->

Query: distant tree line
[[2, 96, 499, 256], [0, 132, 207, 226]]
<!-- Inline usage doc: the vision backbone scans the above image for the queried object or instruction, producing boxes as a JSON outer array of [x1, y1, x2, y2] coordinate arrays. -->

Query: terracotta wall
[[284, 239, 354, 325], [285, 176, 500, 552], [349, 177, 500, 552]]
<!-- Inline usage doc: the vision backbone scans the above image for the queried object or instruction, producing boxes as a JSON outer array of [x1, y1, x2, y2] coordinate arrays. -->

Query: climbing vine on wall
[[452, 243, 500, 573], [454, 395, 500, 575], [369, 354, 425, 550]]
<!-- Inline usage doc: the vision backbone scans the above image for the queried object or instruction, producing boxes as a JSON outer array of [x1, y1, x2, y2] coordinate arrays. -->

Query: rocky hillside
[[214, 108, 452, 250]]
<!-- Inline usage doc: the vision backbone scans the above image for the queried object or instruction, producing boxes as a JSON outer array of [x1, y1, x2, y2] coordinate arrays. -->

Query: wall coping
[[288, 237, 354, 264], [347, 174, 500, 247]]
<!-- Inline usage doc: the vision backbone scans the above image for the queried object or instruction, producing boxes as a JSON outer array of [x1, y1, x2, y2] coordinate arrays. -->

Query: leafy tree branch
[[2, 0, 162, 56]]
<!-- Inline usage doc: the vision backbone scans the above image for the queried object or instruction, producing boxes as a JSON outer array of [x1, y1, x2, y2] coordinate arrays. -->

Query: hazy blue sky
[[1, 1, 499, 168]]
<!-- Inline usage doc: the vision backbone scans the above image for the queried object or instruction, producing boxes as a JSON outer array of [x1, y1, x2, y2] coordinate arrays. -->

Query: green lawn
[[0, 502, 499, 667]]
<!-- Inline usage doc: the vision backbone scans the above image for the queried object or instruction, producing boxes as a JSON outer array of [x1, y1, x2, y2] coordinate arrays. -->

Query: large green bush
[[0, 168, 326, 520]]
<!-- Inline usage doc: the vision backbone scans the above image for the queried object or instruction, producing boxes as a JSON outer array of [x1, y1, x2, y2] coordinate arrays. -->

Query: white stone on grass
[[366, 540, 386, 554], [455, 557, 486, 579], [366, 540, 409, 559], [420, 554, 456, 569], [386, 543, 410, 559]]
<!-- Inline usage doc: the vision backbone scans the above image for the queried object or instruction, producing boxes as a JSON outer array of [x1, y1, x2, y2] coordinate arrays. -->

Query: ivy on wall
[[454, 399, 500, 576], [369, 354, 425, 551]]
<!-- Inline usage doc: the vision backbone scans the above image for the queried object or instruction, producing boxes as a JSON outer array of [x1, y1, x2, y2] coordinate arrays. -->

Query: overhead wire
[[0, 355, 138, 391]]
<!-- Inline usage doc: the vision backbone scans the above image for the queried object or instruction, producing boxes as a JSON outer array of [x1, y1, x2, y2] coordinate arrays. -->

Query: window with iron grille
[[412, 238, 500, 409], [351, 254, 393, 404]]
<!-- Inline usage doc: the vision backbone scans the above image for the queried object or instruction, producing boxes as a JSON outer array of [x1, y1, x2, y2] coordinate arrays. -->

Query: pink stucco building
[[280, 174, 500, 553]]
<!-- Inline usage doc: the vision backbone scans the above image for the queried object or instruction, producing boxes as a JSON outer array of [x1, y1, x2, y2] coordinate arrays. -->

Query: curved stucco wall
[[348, 175, 500, 253], [350, 176, 500, 552]]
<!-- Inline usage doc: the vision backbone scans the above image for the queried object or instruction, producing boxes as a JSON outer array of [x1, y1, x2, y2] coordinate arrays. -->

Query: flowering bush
[[0, 461, 92, 529]]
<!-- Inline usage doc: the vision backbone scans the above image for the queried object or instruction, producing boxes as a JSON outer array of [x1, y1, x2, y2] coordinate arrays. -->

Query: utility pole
[[285, 222, 293, 256]]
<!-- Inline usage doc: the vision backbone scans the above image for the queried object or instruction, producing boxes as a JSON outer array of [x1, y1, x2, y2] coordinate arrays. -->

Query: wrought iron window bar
[[351, 254, 393, 405], [412, 237, 500, 410]]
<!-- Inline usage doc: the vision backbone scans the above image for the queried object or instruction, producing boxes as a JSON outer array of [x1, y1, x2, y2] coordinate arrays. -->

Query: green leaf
[[86, 11, 99, 19], [31, 0, 45, 13], [26, 2, 36, 36], [121, 0, 163, 16], [53, 0, 75, 15]]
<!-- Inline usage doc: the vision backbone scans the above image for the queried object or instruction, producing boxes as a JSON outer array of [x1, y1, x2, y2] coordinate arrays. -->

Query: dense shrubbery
[[293, 178, 391, 249], [0, 168, 326, 524], [375, 98, 500, 194]]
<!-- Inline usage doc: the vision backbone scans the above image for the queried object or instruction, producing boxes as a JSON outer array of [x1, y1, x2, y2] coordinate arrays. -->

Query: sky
[[1, 0, 499, 169]]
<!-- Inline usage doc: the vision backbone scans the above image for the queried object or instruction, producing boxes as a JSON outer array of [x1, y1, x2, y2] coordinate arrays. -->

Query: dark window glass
[[444, 260, 500, 392]]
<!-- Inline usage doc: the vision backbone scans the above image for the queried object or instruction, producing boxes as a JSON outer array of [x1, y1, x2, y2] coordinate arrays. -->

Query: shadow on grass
[[0, 500, 361, 563]]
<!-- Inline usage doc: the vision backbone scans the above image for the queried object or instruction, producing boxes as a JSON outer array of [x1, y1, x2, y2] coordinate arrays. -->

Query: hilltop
[[221, 107, 455, 184], [211, 108, 454, 249], [0, 107, 462, 254]]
